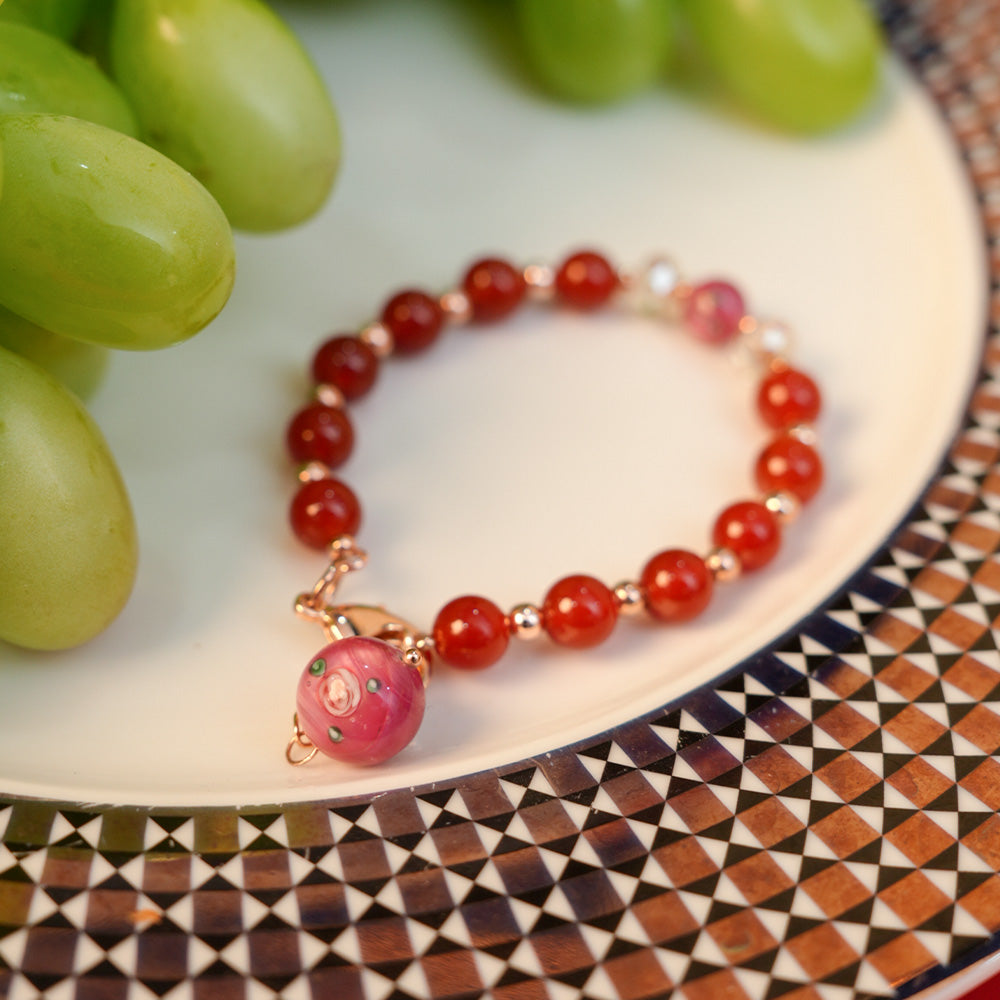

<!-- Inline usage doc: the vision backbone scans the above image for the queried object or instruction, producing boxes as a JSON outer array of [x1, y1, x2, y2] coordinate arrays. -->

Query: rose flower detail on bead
[[295, 637, 425, 765]]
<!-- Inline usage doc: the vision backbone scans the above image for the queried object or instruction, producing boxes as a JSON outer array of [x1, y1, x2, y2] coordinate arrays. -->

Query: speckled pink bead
[[684, 279, 745, 344], [296, 636, 425, 765]]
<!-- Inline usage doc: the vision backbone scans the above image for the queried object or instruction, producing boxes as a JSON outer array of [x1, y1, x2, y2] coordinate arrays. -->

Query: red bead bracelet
[[285, 249, 824, 767]]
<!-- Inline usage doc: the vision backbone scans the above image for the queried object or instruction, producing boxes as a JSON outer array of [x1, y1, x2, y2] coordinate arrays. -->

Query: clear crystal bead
[[623, 256, 682, 317]]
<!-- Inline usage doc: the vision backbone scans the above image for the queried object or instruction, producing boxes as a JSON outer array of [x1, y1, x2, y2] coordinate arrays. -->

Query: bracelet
[[284, 250, 823, 768]]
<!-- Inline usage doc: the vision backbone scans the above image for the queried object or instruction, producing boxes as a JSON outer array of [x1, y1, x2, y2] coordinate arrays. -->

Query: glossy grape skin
[[0, 305, 109, 401], [0, 114, 235, 351], [0, 0, 88, 39], [0, 347, 137, 650], [679, 0, 882, 133], [109, 0, 341, 232], [0, 23, 138, 136], [516, 0, 674, 103]]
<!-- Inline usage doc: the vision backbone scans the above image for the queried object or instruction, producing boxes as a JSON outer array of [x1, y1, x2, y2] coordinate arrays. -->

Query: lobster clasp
[[292, 536, 432, 685], [327, 605, 432, 686]]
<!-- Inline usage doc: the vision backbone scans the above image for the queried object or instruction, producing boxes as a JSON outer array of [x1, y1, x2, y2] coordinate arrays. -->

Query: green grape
[[73, 0, 115, 71], [516, 0, 674, 103], [0, 346, 137, 651], [0, 113, 235, 351], [0, 22, 137, 136], [109, 0, 341, 232], [0, 304, 109, 401], [0, 0, 88, 38], [678, 0, 882, 133]]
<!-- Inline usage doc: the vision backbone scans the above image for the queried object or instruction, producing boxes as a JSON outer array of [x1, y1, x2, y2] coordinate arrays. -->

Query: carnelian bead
[[381, 290, 443, 354], [290, 478, 361, 550], [684, 280, 745, 344], [555, 250, 618, 309], [462, 257, 526, 322], [433, 595, 509, 670], [640, 549, 713, 622], [757, 367, 821, 429], [712, 501, 780, 573], [286, 404, 354, 468], [755, 435, 824, 503], [312, 336, 378, 400], [542, 574, 618, 649]]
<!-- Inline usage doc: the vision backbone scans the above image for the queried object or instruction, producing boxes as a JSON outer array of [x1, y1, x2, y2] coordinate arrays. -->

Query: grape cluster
[[0, 0, 340, 651], [0, 0, 883, 653], [515, 0, 883, 133]]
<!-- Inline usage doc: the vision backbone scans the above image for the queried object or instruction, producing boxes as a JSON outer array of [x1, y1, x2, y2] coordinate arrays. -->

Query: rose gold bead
[[763, 490, 801, 524], [314, 383, 346, 409], [439, 290, 472, 325], [613, 581, 645, 616], [358, 321, 394, 358], [787, 423, 819, 446], [329, 534, 358, 554], [705, 546, 742, 582], [297, 460, 331, 482], [510, 603, 543, 640], [523, 263, 555, 301]]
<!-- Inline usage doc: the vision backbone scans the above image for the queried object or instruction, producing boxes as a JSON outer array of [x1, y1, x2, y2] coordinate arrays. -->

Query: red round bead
[[381, 290, 443, 354], [640, 549, 713, 623], [757, 367, 821, 429], [312, 336, 378, 401], [462, 257, 526, 322], [542, 574, 618, 649], [432, 595, 509, 670], [286, 404, 354, 469], [684, 280, 745, 344], [755, 435, 824, 503], [290, 478, 361, 550], [712, 501, 780, 573], [555, 250, 618, 309]]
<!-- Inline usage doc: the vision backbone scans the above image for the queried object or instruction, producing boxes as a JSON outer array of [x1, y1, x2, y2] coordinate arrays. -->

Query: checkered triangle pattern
[[4, 2, 1000, 998]]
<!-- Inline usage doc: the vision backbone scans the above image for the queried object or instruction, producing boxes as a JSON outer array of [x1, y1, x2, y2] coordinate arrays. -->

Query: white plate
[[913, 951, 1000, 1000], [0, 1, 985, 808]]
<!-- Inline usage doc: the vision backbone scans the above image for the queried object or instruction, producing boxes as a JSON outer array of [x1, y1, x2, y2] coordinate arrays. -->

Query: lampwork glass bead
[[296, 636, 425, 765]]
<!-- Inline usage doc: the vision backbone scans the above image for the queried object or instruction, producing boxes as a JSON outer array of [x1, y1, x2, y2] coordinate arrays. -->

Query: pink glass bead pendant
[[295, 636, 425, 766]]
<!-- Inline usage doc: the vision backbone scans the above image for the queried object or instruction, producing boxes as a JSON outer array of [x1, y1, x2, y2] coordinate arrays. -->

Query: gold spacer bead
[[359, 321, 394, 358], [298, 460, 331, 483], [439, 290, 472, 325], [523, 263, 555, 301], [613, 581, 645, 616], [510, 603, 543, 640], [763, 490, 801, 524], [787, 423, 819, 446], [706, 546, 742, 582], [314, 383, 346, 409]]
